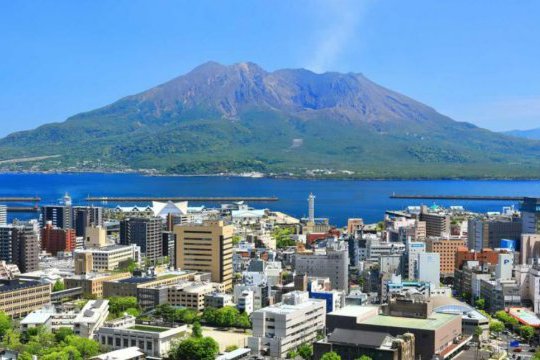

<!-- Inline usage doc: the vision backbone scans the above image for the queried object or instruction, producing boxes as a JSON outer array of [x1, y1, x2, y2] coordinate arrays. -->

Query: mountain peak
[[2, 60, 540, 178]]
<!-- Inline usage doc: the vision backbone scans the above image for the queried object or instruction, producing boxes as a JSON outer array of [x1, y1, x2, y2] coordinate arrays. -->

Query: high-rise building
[[120, 217, 162, 264], [419, 208, 450, 237], [85, 225, 107, 248], [467, 217, 522, 251], [496, 253, 513, 281], [74, 251, 93, 275], [0, 225, 14, 264], [417, 252, 440, 286], [403, 239, 425, 280], [162, 231, 176, 266], [174, 220, 233, 290], [521, 234, 540, 264], [347, 218, 363, 235], [294, 243, 349, 291], [41, 222, 76, 255], [522, 197, 540, 234], [0, 205, 6, 226], [41, 205, 73, 229], [74, 206, 104, 237], [248, 291, 326, 359], [425, 236, 468, 277], [11, 220, 40, 273]]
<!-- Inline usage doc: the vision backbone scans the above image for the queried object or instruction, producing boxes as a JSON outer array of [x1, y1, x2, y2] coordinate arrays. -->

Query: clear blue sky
[[1, 0, 539, 136]]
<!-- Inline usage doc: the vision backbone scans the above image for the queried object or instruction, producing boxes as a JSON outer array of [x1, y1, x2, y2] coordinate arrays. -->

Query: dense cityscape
[[0, 193, 538, 360]]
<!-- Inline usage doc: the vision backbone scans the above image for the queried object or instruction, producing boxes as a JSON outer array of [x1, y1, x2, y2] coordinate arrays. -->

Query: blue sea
[[1, 173, 540, 226]]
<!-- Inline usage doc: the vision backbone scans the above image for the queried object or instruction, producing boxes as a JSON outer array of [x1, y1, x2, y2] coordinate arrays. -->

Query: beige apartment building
[[103, 272, 192, 298], [174, 220, 234, 290], [0, 280, 51, 318], [65, 272, 131, 298], [75, 245, 139, 272], [167, 281, 224, 311]]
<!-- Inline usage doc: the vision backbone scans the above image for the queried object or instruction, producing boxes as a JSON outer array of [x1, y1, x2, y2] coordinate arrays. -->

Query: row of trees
[[201, 306, 251, 328], [154, 304, 199, 324], [490, 310, 535, 343], [0, 312, 101, 360], [107, 296, 140, 318], [287, 343, 313, 359]]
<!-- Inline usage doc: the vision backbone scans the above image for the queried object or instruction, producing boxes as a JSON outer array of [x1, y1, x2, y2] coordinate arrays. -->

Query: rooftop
[[129, 325, 170, 333], [360, 312, 459, 331], [91, 347, 145, 360], [0, 279, 45, 293]]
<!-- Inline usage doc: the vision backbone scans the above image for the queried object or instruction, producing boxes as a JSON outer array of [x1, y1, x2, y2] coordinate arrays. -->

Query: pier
[[0, 197, 41, 202], [85, 196, 279, 202], [7, 206, 40, 212], [390, 194, 525, 201]]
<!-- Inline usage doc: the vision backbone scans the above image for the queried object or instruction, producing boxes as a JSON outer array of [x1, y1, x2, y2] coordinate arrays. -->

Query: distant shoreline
[[1, 169, 540, 181]]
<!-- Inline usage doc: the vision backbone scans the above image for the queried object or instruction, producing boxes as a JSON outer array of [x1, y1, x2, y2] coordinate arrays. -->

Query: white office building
[[74, 299, 109, 338], [75, 244, 140, 272], [294, 246, 349, 290], [97, 324, 186, 358], [417, 252, 440, 286], [404, 239, 426, 280], [237, 290, 254, 315], [248, 291, 326, 358]]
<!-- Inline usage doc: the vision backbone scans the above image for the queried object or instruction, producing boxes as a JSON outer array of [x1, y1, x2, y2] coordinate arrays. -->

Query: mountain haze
[[2, 61, 540, 178], [504, 128, 540, 140]]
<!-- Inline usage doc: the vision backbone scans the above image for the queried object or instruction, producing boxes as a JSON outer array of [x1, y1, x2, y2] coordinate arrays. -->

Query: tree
[[494, 310, 519, 328], [65, 335, 100, 359], [321, 352, 342, 360], [108, 296, 138, 315], [202, 307, 218, 324], [192, 321, 203, 338], [54, 327, 74, 343], [474, 298, 485, 310], [0, 311, 12, 339], [225, 345, 239, 352], [236, 312, 251, 329], [117, 259, 138, 273], [474, 326, 483, 340], [1, 329, 22, 351], [356, 356, 373, 360], [232, 235, 241, 245], [125, 307, 140, 317], [273, 227, 296, 248], [520, 325, 535, 343], [298, 343, 313, 359], [52, 280, 65, 292], [287, 350, 298, 359], [170, 337, 219, 360], [155, 304, 175, 321], [216, 306, 240, 327], [490, 320, 504, 334]]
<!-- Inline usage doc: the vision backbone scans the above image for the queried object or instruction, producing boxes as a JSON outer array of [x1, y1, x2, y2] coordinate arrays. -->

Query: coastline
[[1, 169, 540, 181]]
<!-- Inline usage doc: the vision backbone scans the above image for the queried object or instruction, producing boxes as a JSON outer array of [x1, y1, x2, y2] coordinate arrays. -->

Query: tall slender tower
[[308, 193, 315, 223]]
